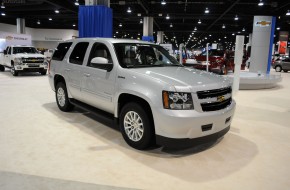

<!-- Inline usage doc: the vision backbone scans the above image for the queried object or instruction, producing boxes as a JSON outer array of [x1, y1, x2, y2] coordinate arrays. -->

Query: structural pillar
[[249, 16, 276, 74], [79, 0, 112, 38], [142, 17, 154, 42], [16, 18, 25, 34], [157, 31, 164, 44]]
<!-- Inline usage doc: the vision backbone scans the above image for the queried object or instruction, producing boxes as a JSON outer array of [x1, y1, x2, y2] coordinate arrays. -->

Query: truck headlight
[[14, 58, 23, 65], [162, 91, 194, 110]]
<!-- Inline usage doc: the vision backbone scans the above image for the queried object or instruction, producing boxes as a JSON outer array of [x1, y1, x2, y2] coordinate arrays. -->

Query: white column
[[157, 31, 164, 44], [16, 18, 25, 34], [143, 17, 153, 37], [233, 35, 245, 94]]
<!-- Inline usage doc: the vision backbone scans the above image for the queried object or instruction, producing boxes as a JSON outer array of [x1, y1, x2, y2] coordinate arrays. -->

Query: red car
[[187, 50, 246, 75]]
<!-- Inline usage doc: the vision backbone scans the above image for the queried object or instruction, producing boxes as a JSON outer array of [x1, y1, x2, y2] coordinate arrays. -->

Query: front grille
[[201, 98, 232, 112], [197, 86, 232, 99], [23, 57, 44, 63], [197, 86, 232, 112]]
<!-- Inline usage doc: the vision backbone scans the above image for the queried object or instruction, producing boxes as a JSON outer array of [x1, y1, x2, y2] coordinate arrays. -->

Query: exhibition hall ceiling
[[0, 0, 289, 47]]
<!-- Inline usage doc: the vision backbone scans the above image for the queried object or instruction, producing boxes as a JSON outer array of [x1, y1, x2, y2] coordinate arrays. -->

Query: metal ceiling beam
[[198, 0, 240, 39]]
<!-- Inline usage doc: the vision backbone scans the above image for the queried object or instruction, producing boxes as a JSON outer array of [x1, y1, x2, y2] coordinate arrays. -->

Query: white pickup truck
[[48, 38, 236, 150], [0, 45, 48, 76]]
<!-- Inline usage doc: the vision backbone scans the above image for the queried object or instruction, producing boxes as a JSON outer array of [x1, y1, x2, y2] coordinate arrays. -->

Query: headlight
[[14, 58, 23, 65], [162, 91, 194, 110]]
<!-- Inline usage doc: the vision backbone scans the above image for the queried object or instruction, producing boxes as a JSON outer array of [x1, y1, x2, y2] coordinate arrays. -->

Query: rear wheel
[[275, 66, 282, 72], [40, 70, 47, 75], [119, 102, 154, 150], [55, 82, 74, 112], [0, 65, 4, 72]]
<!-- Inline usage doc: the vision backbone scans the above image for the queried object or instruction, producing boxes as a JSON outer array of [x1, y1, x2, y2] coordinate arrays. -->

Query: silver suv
[[48, 38, 236, 150], [273, 57, 290, 72]]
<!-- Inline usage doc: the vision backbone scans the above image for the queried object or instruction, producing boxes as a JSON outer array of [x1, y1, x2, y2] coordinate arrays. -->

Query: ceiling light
[[286, 10, 290, 16], [1, 13, 5, 16], [258, 0, 264, 6], [55, 10, 59, 13], [140, 19, 143, 24], [73, 24, 76, 27], [170, 23, 173, 27], [234, 15, 239, 21], [209, 34, 212, 37], [194, 27, 197, 31], [74, 0, 79, 6], [1, 3, 5, 9], [166, 14, 170, 19], [222, 24, 225, 29], [205, 7, 209, 14], [138, 33, 140, 36], [242, 28, 245, 32], [119, 23, 122, 27], [224, 36, 227, 39], [276, 27, 280, 30], [198, 19, 201, 24], [161, 0, 166, 5], [49, 18, 52, 21], [127, 7, 132, 13], [232, 33, 235, 36], [37, 20, 41, 25]]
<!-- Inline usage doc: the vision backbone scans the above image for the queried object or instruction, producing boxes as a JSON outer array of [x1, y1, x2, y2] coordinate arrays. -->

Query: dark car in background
[[273, 57, 290, 72]]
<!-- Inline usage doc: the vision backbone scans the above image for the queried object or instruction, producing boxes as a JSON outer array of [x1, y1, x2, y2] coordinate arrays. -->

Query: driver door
[[81, 42, 116, 113]]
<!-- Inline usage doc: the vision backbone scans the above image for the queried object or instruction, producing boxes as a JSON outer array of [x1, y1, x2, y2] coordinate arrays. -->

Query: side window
[[87, 43, 112, 67], [7, 47, 11, 54], [69, 42, 89, 65], [52, 42, 72, 61]]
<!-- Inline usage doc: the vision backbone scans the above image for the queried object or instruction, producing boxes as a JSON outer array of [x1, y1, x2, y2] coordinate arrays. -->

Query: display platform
[[225, 71, 282, 90]]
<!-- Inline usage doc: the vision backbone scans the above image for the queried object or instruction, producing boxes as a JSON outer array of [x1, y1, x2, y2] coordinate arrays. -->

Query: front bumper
[[14, 64, 48, 72], [153, 100, 236, 148]]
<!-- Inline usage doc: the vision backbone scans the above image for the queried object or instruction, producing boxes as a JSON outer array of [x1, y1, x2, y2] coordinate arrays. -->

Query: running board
[[69, 99, 117, 126]]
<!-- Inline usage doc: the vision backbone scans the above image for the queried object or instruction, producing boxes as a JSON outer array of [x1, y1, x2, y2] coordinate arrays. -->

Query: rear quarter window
[[52, 42, 72, 61]]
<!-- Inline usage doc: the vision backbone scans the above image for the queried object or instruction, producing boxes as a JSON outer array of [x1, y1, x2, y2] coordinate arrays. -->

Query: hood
[[130, 66, 231, 92], [14, 53, 45, 58]]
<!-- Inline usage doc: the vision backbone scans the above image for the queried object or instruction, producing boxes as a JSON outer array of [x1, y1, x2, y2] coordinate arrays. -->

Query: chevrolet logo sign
[[31, 59, 37, 62], [256, 21, 271, 27], [217, 95, 225, 102]]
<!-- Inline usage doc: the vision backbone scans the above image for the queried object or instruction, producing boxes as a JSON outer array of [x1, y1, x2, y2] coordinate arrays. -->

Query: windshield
[[13, 47, 38, 54], [114, 43, 181, 68]]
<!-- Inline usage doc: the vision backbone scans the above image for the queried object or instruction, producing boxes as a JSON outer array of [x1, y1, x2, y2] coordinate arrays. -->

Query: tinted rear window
[[52, 42, 72, 61], [69, 42, 89, 65]]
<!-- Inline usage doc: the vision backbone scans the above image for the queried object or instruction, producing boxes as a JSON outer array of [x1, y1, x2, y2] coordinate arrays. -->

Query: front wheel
[[119, 102, 154, 150], [55, 82, 74, 112], [11, 66, 18, 76], [275, 66, 282, 72]]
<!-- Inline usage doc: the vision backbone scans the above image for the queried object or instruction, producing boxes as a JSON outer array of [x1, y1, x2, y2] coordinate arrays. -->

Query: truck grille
[[23, 57, 44, 63], [197, 87, 232, 112]]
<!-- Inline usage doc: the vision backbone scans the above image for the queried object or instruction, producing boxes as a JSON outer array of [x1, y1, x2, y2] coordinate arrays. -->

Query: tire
[[55, 82, 74, 112], [11, 66, 18, 76], [119, 102, 154, 150], [0, 65, 5, 72], [283, 70, 288, 72], [40, 70, 47, 75], [275, 66, 282, 72]]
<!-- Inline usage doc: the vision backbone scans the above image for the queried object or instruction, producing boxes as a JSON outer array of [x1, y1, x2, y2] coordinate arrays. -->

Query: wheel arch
[[54, 74, 66, 88], [116, 93, 155, 130]]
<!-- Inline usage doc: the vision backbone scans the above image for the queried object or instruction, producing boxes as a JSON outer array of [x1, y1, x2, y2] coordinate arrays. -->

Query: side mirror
[[90, 57, 113, 72], [3, 50, 7, 55]]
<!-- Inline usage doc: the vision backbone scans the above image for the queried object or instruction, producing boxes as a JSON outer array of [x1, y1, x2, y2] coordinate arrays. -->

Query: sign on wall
[[0, 31, 32, 47]]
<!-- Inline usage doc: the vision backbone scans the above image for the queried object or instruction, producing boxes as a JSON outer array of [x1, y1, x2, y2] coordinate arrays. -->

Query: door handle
[[65, 68, 71, 72], [84, 73, 90, 77]]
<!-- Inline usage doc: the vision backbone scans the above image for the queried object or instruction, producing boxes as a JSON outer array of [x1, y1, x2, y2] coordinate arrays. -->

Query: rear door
[[64, 42, 90, 101], [282, 58, 290, 70]]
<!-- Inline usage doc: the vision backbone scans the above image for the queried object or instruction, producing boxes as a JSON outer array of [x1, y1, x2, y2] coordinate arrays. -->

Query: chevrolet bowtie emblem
[[256, 21, 271, 27], [217, 95, 225, 102]]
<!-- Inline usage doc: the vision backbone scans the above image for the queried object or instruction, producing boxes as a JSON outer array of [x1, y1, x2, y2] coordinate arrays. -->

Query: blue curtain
[[142, 36, 154, 42], [79, 5, 113, 38]]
